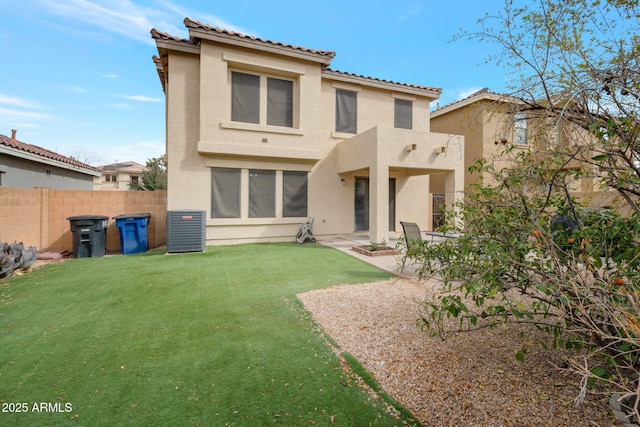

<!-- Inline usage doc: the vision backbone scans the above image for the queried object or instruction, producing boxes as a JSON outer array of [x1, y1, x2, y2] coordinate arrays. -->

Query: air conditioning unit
[[167, 210, 206, 253]]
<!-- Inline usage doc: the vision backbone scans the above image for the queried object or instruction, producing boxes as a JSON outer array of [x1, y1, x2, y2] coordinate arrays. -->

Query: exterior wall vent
[[167, 210, 206, 253]]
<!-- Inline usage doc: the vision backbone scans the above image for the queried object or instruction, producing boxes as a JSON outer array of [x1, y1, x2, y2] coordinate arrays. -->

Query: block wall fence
[[0, 187, 167, 254]]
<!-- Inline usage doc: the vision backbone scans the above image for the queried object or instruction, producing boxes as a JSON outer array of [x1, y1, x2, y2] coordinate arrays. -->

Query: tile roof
[[324, 68, 441, 96], [98, 161, 146, 174], [182, 17, 336, 60], [0, 132, 99, 173], [151, 18, 439, 97], [431, 87, 522, 115], [150, 28, 195, 45]]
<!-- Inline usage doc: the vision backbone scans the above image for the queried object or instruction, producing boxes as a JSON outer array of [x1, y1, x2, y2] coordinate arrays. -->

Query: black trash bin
[[113, 213, 150, 255], [68, 215, 109, 258]]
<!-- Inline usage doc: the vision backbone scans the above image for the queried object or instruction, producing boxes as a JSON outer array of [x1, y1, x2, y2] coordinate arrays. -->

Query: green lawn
[[0, 243, 416, 426]]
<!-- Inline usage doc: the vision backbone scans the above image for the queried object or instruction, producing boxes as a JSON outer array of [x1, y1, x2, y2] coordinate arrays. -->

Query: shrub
[[408, 151, 640, 420]]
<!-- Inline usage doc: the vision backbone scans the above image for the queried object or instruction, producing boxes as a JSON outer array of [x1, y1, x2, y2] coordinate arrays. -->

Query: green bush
[[408, 151, 640, 419]]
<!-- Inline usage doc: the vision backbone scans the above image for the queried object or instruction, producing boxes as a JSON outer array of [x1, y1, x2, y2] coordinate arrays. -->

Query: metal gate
[[432, 194, 446, 230]]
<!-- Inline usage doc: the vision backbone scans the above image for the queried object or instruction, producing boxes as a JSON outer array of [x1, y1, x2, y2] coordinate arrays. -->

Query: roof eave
[[431, 93, 521, 118], [322, 69, 441, 100], [0, 145, 101, 177], [188, 27, 333, 66]]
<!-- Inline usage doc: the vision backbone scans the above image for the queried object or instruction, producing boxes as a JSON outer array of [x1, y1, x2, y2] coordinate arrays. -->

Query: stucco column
[[369, 163, 389, 245], [444, 170, 464, 229]]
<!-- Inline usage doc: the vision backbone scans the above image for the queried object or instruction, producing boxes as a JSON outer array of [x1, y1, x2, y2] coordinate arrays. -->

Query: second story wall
[[197, 40, 325, 160], [321, 73, 433, 143]]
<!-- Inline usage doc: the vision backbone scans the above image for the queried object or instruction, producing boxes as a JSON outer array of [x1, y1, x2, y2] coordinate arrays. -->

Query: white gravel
[[298, 278, 619, 426]]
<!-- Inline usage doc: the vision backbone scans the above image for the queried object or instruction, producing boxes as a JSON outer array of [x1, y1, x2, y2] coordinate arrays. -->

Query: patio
[[318, 231, 453, 278]]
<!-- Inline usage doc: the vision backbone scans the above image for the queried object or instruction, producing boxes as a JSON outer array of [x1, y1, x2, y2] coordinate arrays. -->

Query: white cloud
[[456, 87, 485, 99], [0, 107, 52, 120], [11, 122, 39, 129], [32, 0, 250, 46], [398, 3, 423, 21], [109, 103, 133, 110], [58, 85, 89, 94], [125, 95, 162, 103], [0, 94, 46, 110], [157, 0, 252, 35], [36, 0, 161, 45], [101, 73, 120, 79]]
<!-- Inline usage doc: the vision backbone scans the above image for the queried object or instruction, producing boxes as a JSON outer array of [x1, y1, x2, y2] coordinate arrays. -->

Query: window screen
[[335, 89, 357, 134], [394, 99, 412, 129], [231, 72, 260, 124], [211, 168, 241, 218], [267, 77, 293, 127], [283, 171, 308, 217], [249, 169, 276, 218]]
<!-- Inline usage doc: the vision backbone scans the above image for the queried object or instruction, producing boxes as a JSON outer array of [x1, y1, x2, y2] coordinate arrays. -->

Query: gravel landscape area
[[298, 278, 620, 426]]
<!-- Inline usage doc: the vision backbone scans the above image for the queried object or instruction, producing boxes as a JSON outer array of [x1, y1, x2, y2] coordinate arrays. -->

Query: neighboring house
[[151, 18, 465, 245], [430, 88, 594, 194], [0, 129, 100, 190], [94, 161, 147, 191]]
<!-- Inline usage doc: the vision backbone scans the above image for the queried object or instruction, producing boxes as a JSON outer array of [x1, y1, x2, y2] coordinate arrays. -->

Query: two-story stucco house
[[94, 161, 147, 191], [430, 88, 595, 194], [151, 18, 464, 246]]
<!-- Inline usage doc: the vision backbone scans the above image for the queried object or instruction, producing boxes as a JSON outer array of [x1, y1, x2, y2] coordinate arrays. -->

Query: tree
[[409, 0, 640, 420], [130, 156, 167, 191]]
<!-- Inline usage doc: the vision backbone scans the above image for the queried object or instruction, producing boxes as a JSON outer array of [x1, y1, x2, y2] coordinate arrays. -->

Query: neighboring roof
[[0, 131, 101, 176], [431, 87, 521, 118], [323, 68, 441, 99], [98, 161, 146, 174]]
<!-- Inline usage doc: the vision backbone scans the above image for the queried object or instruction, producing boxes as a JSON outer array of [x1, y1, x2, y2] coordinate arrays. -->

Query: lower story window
[[210, 168, 308, 219], [211, 168, 241, 218], [249, 169, 276, 218], [283, 171, 307, 217]]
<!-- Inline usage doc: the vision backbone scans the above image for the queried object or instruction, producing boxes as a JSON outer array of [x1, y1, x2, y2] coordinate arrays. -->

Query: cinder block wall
[[0, 187, 43, 248], [0, 187, 167, 254]]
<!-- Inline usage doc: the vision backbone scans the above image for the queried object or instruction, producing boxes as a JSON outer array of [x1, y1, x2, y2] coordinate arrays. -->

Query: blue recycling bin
[[113, 213, 150, 255]]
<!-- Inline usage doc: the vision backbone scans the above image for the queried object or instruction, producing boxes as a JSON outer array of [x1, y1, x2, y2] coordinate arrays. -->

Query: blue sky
[[0, 0, 508, 166]]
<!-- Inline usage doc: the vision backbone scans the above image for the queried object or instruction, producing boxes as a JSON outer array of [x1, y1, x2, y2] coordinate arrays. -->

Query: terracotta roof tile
[[150, 28, 195, 45], [324, 68, 442, 95], [0, 133, 99, 172], [183, 17, 336, 59], [431, 88, 519, 114]]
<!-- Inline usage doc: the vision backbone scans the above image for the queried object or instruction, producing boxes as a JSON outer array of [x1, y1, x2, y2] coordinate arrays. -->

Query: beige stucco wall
[[162, 37, 464, 245], [431, 99, 514, 190]]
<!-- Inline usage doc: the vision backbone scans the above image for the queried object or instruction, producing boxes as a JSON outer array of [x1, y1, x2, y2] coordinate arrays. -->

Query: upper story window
[[335, 89, 357, 134], [104, 174, 116, 182], [231, 71, 293, 128], [394, 98, 413, 130], [514, 113, 528, 145]]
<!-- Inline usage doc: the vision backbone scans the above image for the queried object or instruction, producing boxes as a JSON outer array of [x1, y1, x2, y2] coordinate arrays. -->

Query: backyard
[[0, 243, 415, 426]]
